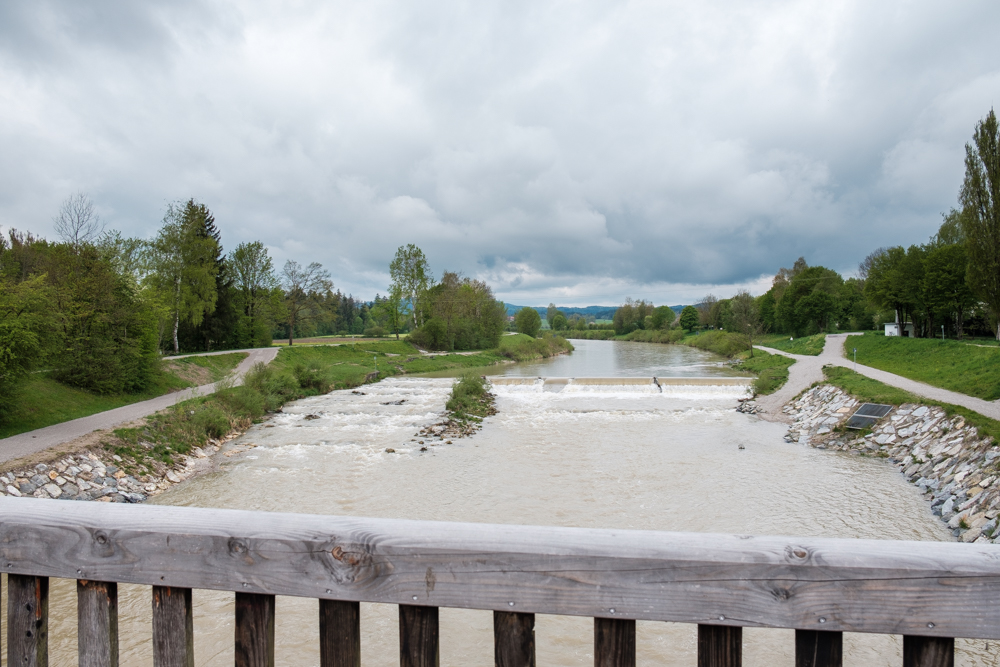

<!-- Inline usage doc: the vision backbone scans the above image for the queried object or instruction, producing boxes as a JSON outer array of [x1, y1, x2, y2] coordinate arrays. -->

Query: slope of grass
[[847, 332, 1000, 400], [735, 351, 795, 396], [497, 333, 574, 361], [0, 352, 248, 439], [758, 333, 826, 356], [823, 365, 1000, 443]]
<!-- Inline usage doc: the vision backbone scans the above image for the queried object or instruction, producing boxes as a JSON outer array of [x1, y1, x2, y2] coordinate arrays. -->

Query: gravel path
[[754, 334, 1000, 422], [0, 347, 280, 464]]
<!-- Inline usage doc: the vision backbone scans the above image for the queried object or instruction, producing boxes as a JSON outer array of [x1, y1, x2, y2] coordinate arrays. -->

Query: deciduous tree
[[389, 244, 431, 329], [515, 307, 541, 337], [281, 260, 332, 345]]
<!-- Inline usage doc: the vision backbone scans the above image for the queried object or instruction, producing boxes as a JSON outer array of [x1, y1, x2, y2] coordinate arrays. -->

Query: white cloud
[[0, 0, 997, 305]]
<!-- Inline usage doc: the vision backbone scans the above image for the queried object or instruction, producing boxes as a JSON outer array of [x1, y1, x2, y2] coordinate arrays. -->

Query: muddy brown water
[[4, 340, 997, 665]]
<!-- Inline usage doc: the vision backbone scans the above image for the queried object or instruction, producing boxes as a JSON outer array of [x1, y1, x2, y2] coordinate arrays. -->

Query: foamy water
[[15, 341, 998, 666]]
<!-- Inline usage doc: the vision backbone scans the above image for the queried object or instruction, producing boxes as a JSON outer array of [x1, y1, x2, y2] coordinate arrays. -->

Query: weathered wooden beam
[[399, 604, 438, 667], [903, 635, 954, 667], [152, 586, 194, 667], [794, 629, 841, 667], [494, 611, 535, 667], [78, 580, 118, 667], [5, 497, 1000, 639], [320, 599, 361, 667], [8, 574, 48, 667], [594, 617, 635, 667], [698, 624, 741, 667], [235, 592, 275, 667]]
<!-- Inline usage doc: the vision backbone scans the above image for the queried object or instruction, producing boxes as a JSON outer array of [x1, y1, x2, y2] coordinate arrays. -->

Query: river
[[15, 340, 998, 665]]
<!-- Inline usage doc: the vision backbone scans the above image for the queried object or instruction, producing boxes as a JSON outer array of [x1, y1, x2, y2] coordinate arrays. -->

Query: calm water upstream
[[19, 340, 998, 665]]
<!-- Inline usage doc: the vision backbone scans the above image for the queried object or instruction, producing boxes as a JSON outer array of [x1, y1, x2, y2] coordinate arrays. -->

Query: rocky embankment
[[779, 385, 1000, 543], [0, 434, 251, 503]]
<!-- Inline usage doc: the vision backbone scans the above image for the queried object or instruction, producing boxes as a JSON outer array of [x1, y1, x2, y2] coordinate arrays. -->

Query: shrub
[[293, 363, 331, 394], [446, 373, 490, 418], [192, 405, 230, 439]]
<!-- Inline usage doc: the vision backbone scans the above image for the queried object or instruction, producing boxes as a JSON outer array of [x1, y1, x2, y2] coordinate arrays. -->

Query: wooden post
[[594, 618, 635, 667], [78, 580, 119, 667], [152, 586, 194, 667], [795, 630, 841, 667], [8, 574, 48, 667], [903, 636, 954, 667], [320, 599, 361, 667], [235, 592, 276, 667], [399, 604, 439, 667], [494, 611, 535, 667], [698, 624, 741, 667]]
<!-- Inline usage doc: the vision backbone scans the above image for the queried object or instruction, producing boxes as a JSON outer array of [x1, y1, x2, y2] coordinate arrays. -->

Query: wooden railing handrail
[[2, 496, 1000, 640]]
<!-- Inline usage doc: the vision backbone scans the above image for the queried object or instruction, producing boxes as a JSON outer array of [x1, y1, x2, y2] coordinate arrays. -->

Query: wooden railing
[[2, 497, 997, 666]]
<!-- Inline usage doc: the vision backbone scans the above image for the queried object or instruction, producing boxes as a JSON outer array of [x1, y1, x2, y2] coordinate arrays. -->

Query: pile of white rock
[[0, 449, 204, 503], [783, 384, 1000, 543]]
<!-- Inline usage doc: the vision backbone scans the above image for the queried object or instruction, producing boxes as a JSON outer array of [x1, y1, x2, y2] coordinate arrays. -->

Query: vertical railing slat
[[594, 618, 635, 667], [399, 604, 439, 667], [78, 580, 119, 667], [494, 611, 535, 667], [8, 574, 49, 667], [235, 592, 276, 667], [795, 630, 841, 667], [320, 599, 361, 667], [152, 586, 194, 667], [698, 624, 741, 667], [903, 636, 954, 667]]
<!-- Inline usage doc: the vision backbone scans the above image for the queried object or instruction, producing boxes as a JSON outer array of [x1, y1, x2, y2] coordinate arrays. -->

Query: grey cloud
[[0, 0, 998, 304]]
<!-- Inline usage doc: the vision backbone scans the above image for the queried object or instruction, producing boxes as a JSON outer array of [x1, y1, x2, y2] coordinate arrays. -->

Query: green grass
[[758, 333, 826, 356], [497, 333, 574, 360], [0, 353, 248, 440], [446, 373, 495, 421], [846, 332, 1000, 400], [735, 350, 795, 395], [823, 365, 1000, 443]]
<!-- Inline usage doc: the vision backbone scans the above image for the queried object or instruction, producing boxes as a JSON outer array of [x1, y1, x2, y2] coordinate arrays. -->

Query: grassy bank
[[562, 330, 617, 340], [823, 365, 1000, 443], [497, 333, 574, 360], [757, 333, 826, 356], [104, 337, 571, 472], [0, 352, 248, 440], [847, 333, 1000, 400], [735, 351, 795, 396]]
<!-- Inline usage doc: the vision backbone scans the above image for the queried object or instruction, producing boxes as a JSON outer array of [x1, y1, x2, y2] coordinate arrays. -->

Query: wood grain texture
[[8, 574, 48, 667], [795, 630, 841, 667], [5, 497, 1000, 638], [903, 636, 954, 667], [152, 586, 193, 667], [78, 580, 118, 667], [235, 593, 275, 667], [698, 624, 741, 667], [320, 599, 361, 667], [400, 605, 439, 667], [494, 611, 535, 667], [595, 617, 635, 667]]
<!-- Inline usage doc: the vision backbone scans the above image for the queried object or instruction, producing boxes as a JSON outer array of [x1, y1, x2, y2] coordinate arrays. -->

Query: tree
[[679, 305, 699, 331], [650, 305, 675, 329], [147, 201, 220, 354], [731, 289, 766, 357], [924, 243, 975, 338], [229, 241, 281, 347], [176, 203, 236, 352], [515, 307, 541, 337], [551, 313, 568, 330], [409, 272, 506, 350], [613, 298, 652, 334], [697, 294, 718, 327], [0, 273, 51, 420], [282, 260, 332, 345], [53, 192, 104, 247], [389, 244, 432, 329], [960, 109, 1000, 339]]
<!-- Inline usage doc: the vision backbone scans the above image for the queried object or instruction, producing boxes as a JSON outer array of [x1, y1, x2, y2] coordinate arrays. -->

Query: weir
[[0, 496, 988, 666], [489, 376, 752, 392]]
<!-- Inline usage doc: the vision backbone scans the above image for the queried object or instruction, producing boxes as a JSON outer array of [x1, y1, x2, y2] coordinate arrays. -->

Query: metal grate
[[846, 403, 893, 429]]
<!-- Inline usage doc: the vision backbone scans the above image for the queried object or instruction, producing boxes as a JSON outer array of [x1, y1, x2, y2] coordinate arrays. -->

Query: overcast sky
[[1, 1, 997, 306]]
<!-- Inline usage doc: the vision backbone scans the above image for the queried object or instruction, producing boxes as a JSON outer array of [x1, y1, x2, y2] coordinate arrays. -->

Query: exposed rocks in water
[[736, 400, 763, 415], [303, 414, 321, 420], [784, 384, 999, 544], [382, 399, 406, 405]]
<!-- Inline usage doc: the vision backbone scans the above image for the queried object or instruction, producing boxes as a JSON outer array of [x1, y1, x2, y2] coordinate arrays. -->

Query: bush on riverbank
[[618, 328, 686, 344], [497, 333, 574, 361], [757, 333, 826, 356], [446, 373, 495, 421], [682, 330, 749, 357], [562, 329, 617, 340]]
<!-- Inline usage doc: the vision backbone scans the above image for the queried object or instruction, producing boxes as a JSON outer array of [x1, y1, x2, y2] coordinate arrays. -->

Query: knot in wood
[[94, 531, 108, 545], [785, 545, 812, 562], [228, 538, 249, 555], [770, 587, 793, 602]]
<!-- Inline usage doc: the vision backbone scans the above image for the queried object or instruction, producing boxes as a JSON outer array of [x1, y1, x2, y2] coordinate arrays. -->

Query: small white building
[[884, 322, 916, 337]]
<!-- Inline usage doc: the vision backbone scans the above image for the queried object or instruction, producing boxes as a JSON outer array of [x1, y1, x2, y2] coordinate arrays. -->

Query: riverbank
[[759, 375, 1000, 543]]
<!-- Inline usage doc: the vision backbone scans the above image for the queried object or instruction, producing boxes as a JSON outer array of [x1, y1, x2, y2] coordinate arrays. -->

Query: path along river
[[19, 340, 1000, 665]]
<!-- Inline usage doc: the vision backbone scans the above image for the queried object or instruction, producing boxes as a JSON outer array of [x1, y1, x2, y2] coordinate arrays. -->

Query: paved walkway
[[0, 347, 280, 464], [754, 334, 1000, 422]]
